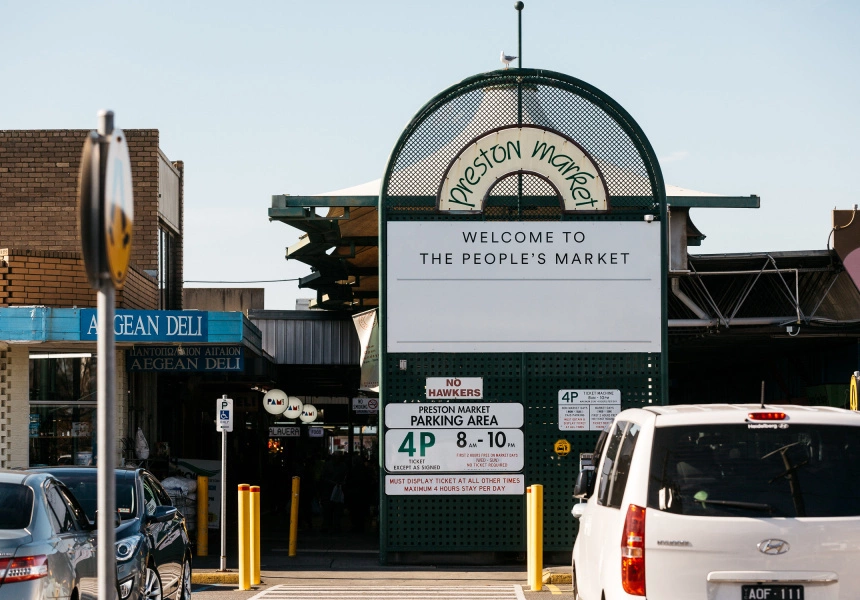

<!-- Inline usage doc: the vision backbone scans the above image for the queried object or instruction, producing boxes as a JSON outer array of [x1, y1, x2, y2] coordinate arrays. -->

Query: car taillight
[[0, 555, 49, 583], [747, 411, 787, 421], [621, 504, 646, 596]]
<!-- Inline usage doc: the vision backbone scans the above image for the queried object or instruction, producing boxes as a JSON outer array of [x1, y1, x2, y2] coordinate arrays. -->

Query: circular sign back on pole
[[103, 129, 134, 288], [78, 131, 105, 289]]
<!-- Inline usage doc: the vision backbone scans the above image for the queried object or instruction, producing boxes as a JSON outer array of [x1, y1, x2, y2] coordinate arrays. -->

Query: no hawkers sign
[[425, 377, 482, 399]]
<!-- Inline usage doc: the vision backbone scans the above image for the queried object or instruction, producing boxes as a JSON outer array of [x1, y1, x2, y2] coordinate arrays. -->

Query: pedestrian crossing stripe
[[248, 585, 524, 599]]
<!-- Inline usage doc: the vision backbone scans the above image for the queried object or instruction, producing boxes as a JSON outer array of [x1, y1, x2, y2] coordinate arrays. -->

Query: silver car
[[0, 470, 97, 600]]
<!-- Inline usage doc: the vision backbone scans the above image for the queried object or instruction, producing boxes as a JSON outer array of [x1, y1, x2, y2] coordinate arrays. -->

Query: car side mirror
[[571, 502, 587, 519], [573, 469, 595, 499], [147, 505, 178, 524]]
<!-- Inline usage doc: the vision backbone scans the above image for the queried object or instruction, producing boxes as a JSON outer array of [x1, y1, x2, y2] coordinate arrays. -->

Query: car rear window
[[647, 423, 860, 518], [0, 483, 34, 529]]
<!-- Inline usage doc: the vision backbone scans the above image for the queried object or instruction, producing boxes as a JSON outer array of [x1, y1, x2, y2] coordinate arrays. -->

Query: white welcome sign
[[437, 125, 608, 213]]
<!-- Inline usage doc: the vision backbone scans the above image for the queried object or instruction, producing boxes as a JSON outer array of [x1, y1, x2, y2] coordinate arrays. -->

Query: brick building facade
[[0, 128, 183, 469]]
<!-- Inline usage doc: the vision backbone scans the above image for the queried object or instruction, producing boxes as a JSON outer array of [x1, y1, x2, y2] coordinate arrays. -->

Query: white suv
[[571, 404, 860, 599]]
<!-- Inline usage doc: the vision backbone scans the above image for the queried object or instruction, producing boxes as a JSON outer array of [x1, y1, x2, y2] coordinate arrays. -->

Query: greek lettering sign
[[438, 125, 608, 213], [385, 474, 524, 496], [558, 389, 621, 431], [385, 402, 523, 429], [127, 346, 243, 372], [80, 309, 208, 342], [386, 221, 661, 353], [384, 429, 524, 472], [425, 377, 483, 399]]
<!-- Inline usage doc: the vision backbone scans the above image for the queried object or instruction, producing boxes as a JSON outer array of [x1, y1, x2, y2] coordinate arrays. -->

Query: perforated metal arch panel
[[382, 352, 661, 553], [385, 72, 659, 206]]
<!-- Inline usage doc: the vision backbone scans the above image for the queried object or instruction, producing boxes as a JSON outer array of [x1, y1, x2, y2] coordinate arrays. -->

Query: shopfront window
[[29, 353, 97, 467]]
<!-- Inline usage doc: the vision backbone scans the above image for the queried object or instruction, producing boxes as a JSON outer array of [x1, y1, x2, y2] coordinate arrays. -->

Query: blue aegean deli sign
[[80, 309, 208, 342]]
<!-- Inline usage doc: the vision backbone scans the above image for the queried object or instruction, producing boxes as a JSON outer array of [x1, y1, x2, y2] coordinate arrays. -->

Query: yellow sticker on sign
[[554, 439, 571, 456], [103, 129, 134, 288]]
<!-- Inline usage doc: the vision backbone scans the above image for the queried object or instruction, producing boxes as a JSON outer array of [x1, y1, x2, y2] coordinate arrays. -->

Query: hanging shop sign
[[385, 402, 523, 429], [386, 221, 660, 353], [269, 426, 300, 438], [558, 389, 621, 431], [437, 125, 609, 213], [385, 473, 524, 496], [80, 309, 208, 342], [384, 428, 524, 472], [353, 309, 380, 393], [263, 389, 289, 415], [425, 377, 483, 399], [127, 345, 243, 372], [308, 426, 325, 438]]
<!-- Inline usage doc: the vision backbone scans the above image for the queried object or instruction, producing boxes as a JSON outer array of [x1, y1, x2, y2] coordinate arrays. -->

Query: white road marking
[[248, 585, 522, 599]]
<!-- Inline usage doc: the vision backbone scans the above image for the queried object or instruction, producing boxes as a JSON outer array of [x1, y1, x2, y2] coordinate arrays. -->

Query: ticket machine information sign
[[558, 389, 620, 431], [385, 428, 524, 472]]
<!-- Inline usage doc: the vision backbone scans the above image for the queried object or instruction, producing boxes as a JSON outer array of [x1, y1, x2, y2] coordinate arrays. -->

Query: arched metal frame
[[378, 68, 669, 562]]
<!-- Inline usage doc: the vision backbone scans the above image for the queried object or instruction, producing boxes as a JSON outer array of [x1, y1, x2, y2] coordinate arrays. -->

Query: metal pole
[[516, 2, 524, 69], [220, 429, 227, 571], [96, 110, 118, 600]]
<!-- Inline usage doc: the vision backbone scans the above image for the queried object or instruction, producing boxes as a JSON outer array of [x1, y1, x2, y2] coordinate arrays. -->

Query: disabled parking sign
[[216, 395, 233, 432]]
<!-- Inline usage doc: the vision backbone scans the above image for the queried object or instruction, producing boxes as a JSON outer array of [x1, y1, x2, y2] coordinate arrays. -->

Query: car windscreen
[[647, 423, 860, 518], [51, 473, 136, 521], [0, 483, 34, 529]]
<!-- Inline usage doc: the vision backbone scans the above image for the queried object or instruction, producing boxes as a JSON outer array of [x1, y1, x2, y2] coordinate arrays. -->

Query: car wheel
[[143, 565, 163, 600], [178, 556, 192, 600]]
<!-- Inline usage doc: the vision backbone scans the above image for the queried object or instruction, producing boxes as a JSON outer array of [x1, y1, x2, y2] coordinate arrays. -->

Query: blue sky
[[2, 0, 858, 309]]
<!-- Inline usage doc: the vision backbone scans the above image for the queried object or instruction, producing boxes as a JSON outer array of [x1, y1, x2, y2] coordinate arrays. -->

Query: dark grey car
[[0, 470, 97, 600], [33, 467, 191, 600]]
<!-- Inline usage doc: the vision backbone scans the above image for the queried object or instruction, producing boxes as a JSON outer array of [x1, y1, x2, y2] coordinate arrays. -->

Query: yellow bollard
[[196, 476, 208, 556], [288, 477, 300, 557], [528, 484, 544, 591], [250, 485, 260, 585], [526, 486, 533, 586], [238, 484, 250, 590]]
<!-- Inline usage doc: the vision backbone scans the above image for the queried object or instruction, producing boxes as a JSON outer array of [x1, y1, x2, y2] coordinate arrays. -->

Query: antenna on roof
[[760, 381, 765, 409]]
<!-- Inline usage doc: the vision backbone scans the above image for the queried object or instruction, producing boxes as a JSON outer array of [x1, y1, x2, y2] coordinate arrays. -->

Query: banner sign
[[81, 309, 208, 342], [385, 474, 524, 496], [386, 221, 660, 353], [558, 389, 621, 431], [385, 428, 524, 472], [127, 345, 243, 372], [438, 125, 609, 213], [385, 402, 523, 429], [269, 426, 301, 438], [353, 309, 379, 393]]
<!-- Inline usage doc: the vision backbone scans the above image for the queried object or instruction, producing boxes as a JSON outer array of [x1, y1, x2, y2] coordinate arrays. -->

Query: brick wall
[[0, 128, 167, 309], [0, 248, 156, 309], [0, 344, 29, 469]]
